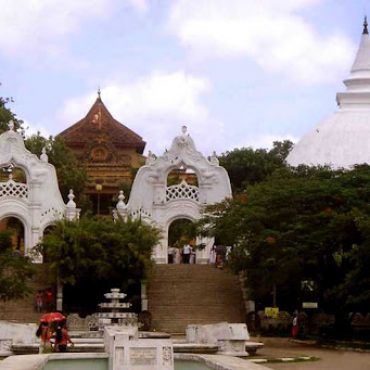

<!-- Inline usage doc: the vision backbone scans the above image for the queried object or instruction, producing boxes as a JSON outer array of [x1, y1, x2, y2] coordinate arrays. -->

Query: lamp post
[[96, 183, 103, 215]]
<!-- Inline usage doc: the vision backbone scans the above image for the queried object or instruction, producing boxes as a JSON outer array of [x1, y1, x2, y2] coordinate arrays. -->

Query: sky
[[0, 0, 368, 156]]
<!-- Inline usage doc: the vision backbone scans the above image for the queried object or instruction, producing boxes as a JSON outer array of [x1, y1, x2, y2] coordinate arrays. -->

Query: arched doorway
[[167, 218, 197, 264], [0, 216, 25, 254]]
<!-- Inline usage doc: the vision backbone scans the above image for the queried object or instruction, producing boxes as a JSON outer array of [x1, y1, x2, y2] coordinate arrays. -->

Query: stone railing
[[0, 178, 28, 200], [166, 180, 199, 202], [66, 313, 99, 332]]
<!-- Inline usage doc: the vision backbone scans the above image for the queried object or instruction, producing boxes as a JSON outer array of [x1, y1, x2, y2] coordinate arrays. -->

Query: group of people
[[168, 243, 195, 264], [36, 319, 73, 353], [35, 288, 54, 312], [168, 243, 233, 266]]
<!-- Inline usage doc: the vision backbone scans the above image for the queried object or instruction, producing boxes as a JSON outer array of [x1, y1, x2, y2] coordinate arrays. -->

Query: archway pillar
[[28, 180, 42, 204], [195, 235, 215, 264], [30, 226, 42, 263], [153, 222, 169, 264]]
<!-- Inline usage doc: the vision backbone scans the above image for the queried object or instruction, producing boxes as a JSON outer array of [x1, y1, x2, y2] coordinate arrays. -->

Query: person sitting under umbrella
[[54, 320, 74, 352], [36, 312, 66, 353], [36, 321, 53, 353]]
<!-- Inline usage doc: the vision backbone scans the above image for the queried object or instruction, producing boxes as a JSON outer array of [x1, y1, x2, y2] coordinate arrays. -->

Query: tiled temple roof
[[58, 95, 145, 153]]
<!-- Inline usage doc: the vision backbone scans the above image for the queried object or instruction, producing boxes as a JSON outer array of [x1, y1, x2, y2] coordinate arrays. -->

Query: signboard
[[302, 302, 318, 309], [265, 307, 279, 318]]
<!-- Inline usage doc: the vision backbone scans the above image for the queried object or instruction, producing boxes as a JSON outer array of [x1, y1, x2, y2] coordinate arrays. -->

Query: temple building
[[57, 92, 146, 214], [287, 18, 370, 169]]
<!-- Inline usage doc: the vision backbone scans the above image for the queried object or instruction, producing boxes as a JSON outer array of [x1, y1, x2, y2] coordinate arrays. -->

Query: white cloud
[[127, 0, 149, 14], [0, 0, 147, 57], [58, 70, 225, 155], [167, 0, 355, 84]]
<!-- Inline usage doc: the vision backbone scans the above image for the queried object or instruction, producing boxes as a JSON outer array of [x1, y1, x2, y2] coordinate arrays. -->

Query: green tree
[[0, 231, 34, 300], [218, 141, 292, 194], [269, 140, 294, 160], [37, 215, 160, 311], [198, 165, 370, 325]]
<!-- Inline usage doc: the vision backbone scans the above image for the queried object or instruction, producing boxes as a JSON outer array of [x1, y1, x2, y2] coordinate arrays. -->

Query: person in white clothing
[[182, 243, 192, 264], [174, 247, 181, 264]]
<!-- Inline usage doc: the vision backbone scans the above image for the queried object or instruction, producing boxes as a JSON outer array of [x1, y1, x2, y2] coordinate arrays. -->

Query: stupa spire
[[363, 16, 368, 35], [349, 17, 370, 74], [336, 17, 370, 108]]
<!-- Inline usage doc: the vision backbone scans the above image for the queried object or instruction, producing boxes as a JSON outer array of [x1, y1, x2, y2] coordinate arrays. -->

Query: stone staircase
[[0, 264, 55, 324], [147, 264, 245, 334]]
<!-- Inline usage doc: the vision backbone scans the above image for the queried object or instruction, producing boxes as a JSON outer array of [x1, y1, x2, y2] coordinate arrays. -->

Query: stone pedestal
[[104, 326, 174, 370], [217, 339, 249, 357], [0, 339, 12, 356], [185, 322, 250, 357]]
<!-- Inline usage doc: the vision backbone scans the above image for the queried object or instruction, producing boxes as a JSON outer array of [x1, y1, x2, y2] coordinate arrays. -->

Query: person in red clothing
[[54, 320, 73, 352], [291, 312, 300, 338], [36, 322, 52, 353], [44, 288, 54, 311]]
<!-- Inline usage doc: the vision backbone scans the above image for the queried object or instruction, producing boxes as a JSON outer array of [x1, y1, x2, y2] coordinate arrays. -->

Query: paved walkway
[[252, 337, 370, 370]]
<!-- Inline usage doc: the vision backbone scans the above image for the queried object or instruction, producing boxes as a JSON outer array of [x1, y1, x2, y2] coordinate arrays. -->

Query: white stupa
[[287, 18, 370, 169]]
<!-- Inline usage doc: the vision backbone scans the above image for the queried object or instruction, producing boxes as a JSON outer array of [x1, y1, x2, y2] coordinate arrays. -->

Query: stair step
[[147, 265, 245, 334]]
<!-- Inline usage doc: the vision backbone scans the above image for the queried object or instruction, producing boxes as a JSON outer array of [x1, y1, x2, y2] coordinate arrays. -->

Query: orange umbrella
[[40, 312, 66, 323]]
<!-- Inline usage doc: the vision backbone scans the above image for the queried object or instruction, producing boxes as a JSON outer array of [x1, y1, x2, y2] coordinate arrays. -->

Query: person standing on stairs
[[182, 243, 192, 264], [35, 290, 43, 312]]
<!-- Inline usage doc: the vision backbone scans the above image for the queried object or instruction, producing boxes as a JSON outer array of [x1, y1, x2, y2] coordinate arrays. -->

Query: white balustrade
[[0, 177, 28, 200], [166, 180, 199, 202]]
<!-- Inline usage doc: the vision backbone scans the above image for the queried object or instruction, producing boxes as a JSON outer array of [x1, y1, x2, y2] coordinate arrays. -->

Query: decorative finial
[[8, 120, 14, 131], [364, 16, 368, 35], [209, 151, 219, 165], [116, 190, 127, 212], [181, 125, 187, 135], [118, 190, 125, 203], [67, 189, 76, 208], [40, 147, 49, 163], [97, 86, 101, 99], [146, 150, 156, 165]]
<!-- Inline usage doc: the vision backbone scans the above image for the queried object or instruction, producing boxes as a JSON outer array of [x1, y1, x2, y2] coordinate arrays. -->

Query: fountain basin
[[0, 353, 271, 370]]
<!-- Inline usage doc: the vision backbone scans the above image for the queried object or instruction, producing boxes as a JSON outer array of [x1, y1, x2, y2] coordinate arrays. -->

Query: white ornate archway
[[0, 122, 79, 261], [117, 126, 232, 263]]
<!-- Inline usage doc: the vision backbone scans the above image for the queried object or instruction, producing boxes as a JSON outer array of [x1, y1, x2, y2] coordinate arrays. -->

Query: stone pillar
[[141, 281, 148, 311], [152, 243, 167, 264], [56, 278, 63, 311], [195, 236, 214, 264]]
